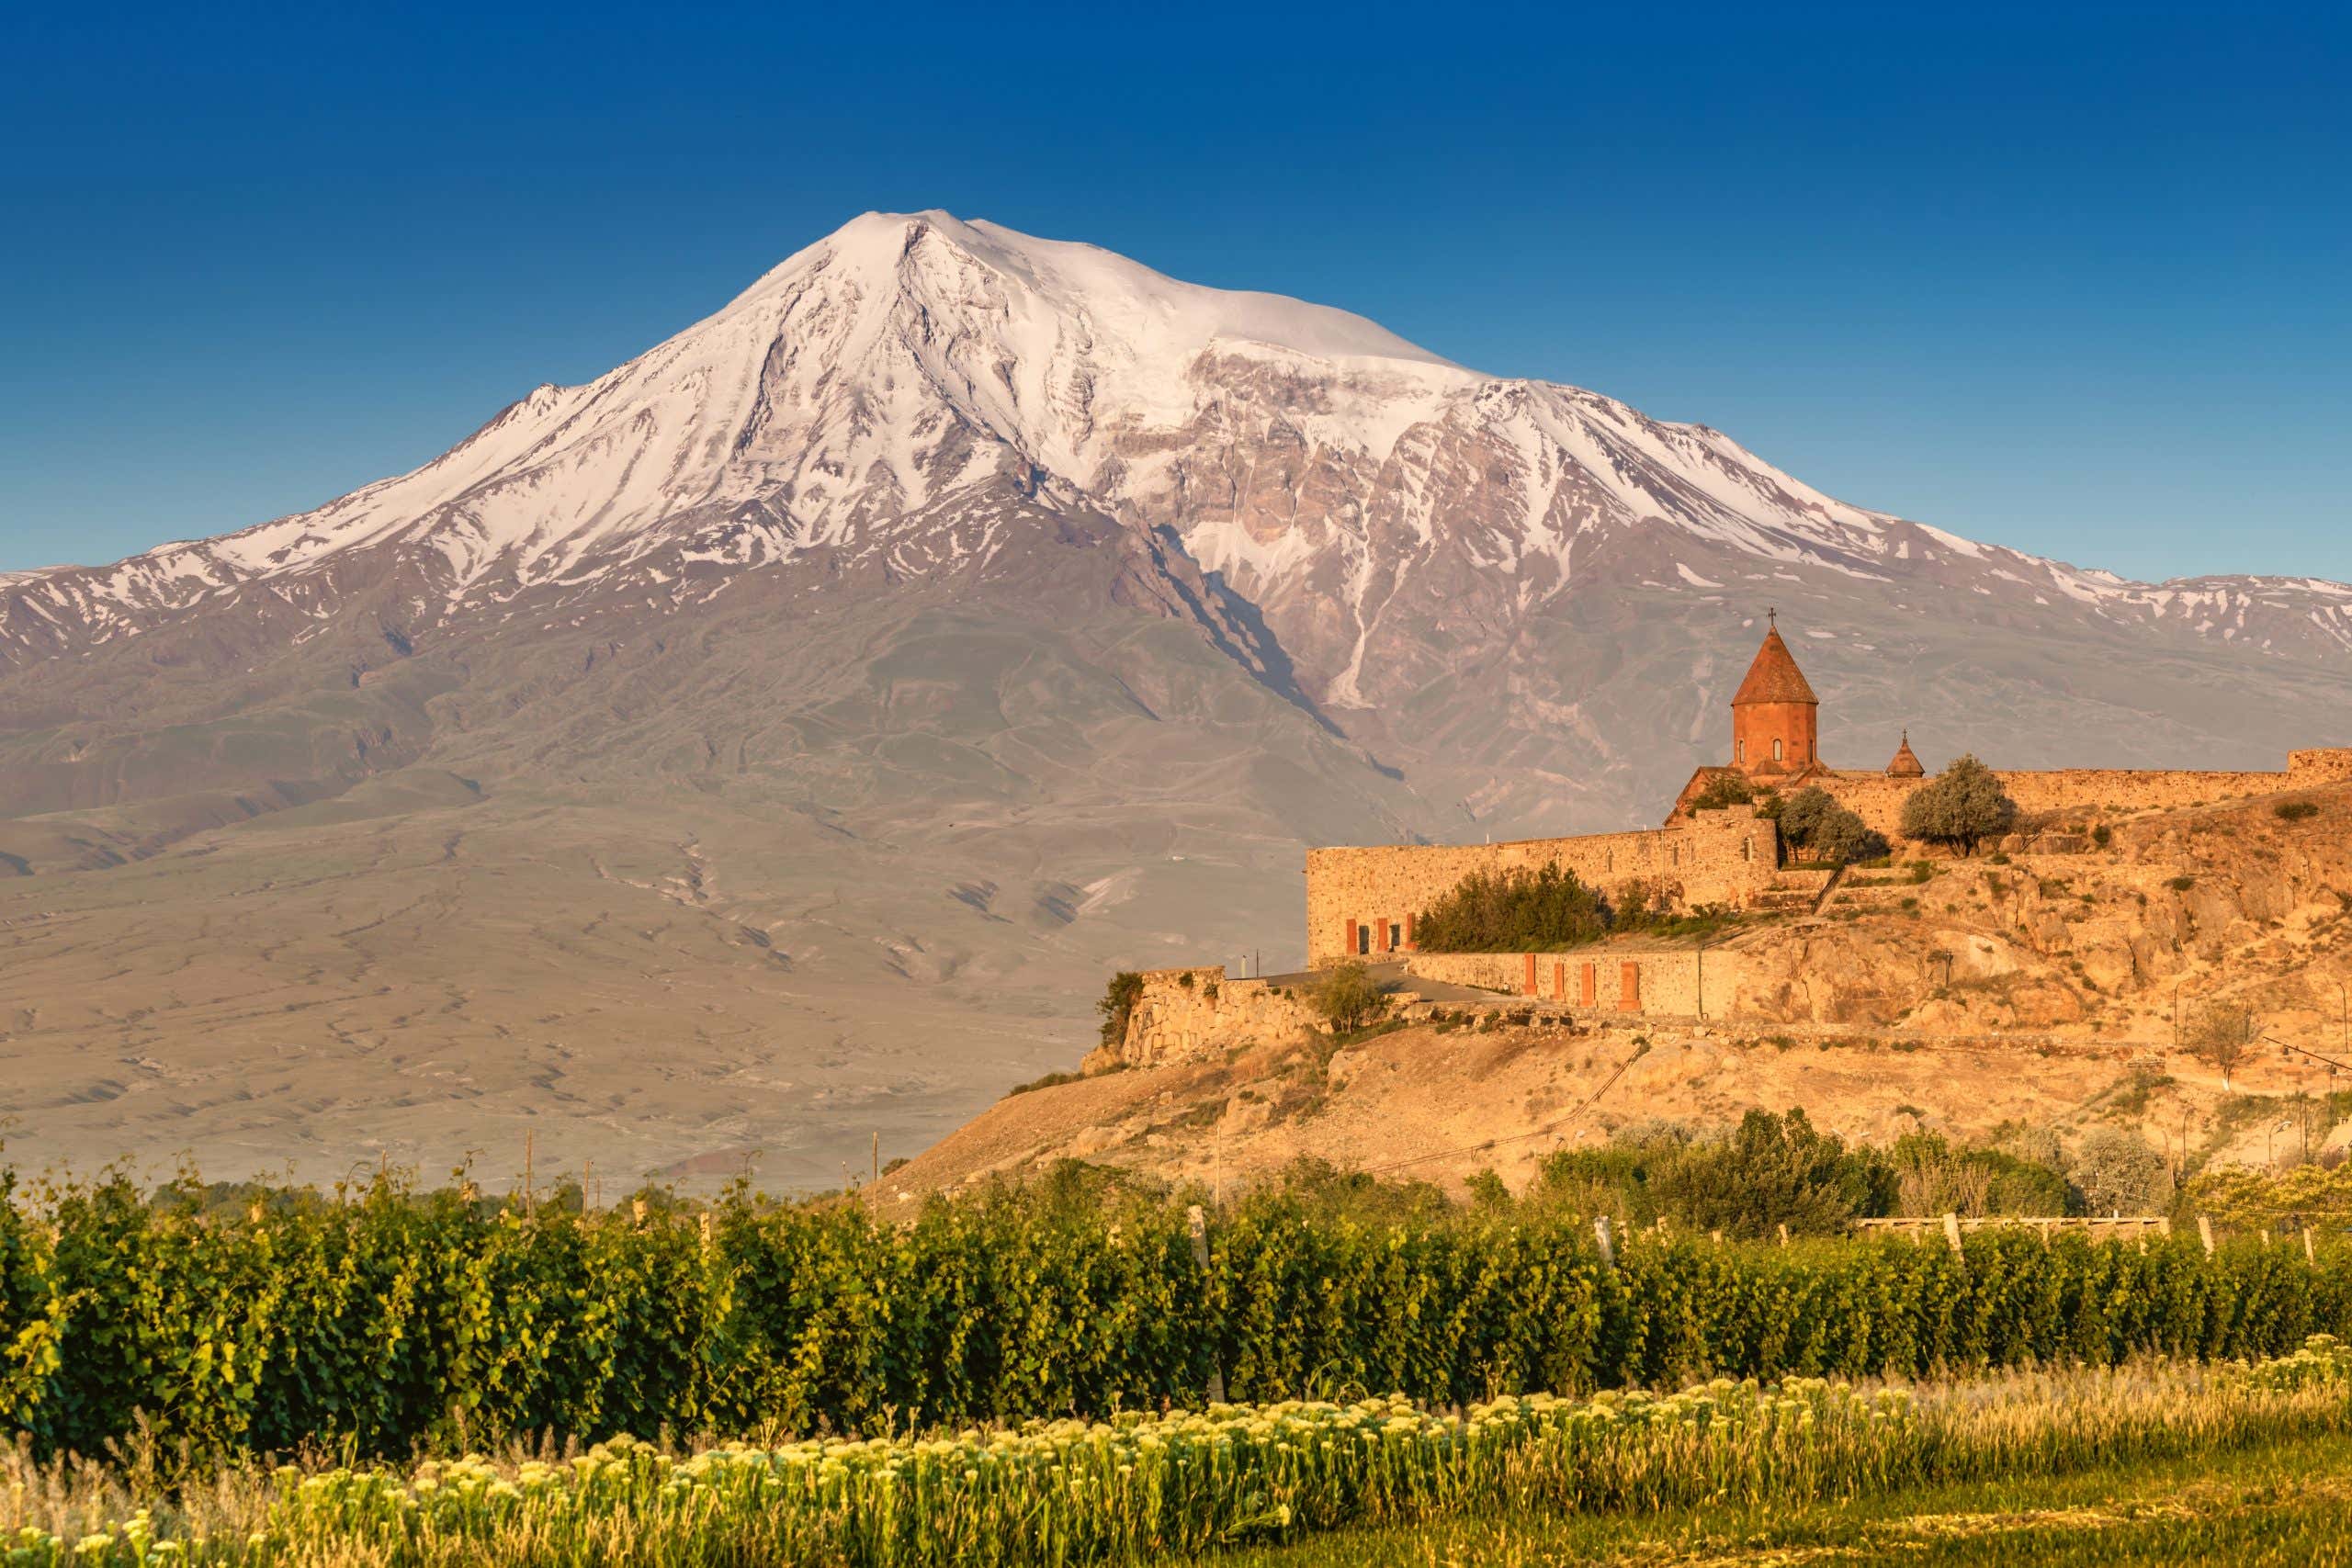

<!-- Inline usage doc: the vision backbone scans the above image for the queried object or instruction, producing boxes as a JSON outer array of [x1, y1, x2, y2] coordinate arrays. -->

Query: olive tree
[[1773, 786, 1888, 864], [1899, 753, 2018, 856]]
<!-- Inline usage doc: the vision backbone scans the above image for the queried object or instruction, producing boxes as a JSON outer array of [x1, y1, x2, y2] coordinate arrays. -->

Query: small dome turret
[[1886, 729, 1925, 778]]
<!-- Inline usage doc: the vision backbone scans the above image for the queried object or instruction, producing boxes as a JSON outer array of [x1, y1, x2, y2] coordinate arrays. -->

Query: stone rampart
[[1304, 808, 1779, 966], [1814, 749, 2352, 840], [1119, 966, 1321, 1066], [1402, 947, 1747, 1020]]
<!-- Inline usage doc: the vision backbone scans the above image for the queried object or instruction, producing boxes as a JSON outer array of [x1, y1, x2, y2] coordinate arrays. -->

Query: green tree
[[1648, 1109, 1896, 1238], [2188, 999, 2260, 1092], [1688, 773, 1760, 812], [1774, 786, 1888, 864], [1308, 962, 1389, 1035], [2065, 1125, 2173, 1216], [1888, 1131, 2068, 1217], [1899, 753, 2018, 856], [1413, 863, 1610, 952], [1096, 971, 1145, 1047]]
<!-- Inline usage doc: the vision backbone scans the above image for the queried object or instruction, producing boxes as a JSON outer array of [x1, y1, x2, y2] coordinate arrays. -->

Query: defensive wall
[[1116, 949, 1755, 1067], [1116, 966, 1321, 1067], [1809, 749, 2352, 840], [1304, 807, 1779, 967], [1402, 946, 1748, 1021]]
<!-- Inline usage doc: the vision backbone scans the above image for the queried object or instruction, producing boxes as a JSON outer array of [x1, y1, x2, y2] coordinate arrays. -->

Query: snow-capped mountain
[[10, 210, 2350, 695], [6, 209, 2352, 1191]]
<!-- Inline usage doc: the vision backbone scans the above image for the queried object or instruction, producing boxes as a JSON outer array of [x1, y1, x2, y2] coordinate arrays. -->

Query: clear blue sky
[[5, 1, 2347, 581]]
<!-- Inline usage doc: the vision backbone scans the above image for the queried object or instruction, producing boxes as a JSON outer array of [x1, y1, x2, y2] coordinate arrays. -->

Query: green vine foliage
[[2, 1168, 2346, 1461]]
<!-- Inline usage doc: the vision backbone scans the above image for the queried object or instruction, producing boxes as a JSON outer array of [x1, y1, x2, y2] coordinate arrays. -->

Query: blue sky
[[4, 1, 2347, 581]]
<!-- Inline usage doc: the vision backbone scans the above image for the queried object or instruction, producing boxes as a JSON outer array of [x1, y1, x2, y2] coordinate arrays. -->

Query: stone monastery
[[1301, 615, 2352, 968], [1108, 617, 2352, 1065]]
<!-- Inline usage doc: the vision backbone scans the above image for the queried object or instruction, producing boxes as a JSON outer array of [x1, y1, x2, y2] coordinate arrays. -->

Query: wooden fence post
[[1593, 1213, 1617, 1271], [1188, 1204, 1227, 1404], [1777, 1223, 1790, 1247], [2197, 1215, 2215, 1257], [2305, 1227, 2318, 1264], [1942, 1213, 1964, 1258]]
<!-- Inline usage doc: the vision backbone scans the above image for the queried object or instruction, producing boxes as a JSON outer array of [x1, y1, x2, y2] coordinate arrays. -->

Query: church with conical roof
[[1728, 615, 1824, 780], [1296, 609, 2352, 971], [1671, 615, 1939, 818]]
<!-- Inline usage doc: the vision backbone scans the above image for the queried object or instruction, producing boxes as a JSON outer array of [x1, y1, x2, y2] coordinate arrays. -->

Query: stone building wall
[[1118, 966, 1321, 1066], [1402, 947, 1746, 1020], [1811, 749, 2352, 840], [1304, 807, 1780, 966]]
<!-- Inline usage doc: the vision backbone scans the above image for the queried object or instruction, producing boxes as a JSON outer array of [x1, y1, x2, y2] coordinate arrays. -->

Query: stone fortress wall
[[1116, 966, 1321, 1066], [1815, 749, 2352, 840], [1304, 808, 1779, 967], [1401, 946, 1746, 1021], [1292, 623, 2349, 988]]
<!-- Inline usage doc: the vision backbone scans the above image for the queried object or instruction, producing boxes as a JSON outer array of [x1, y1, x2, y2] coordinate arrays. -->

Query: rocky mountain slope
[[4, 211, 2349, 1190]]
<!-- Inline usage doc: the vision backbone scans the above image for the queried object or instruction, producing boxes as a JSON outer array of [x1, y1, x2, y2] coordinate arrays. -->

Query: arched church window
[[1736, 739, 1746, 762], [1773, 739, 1784, 761]]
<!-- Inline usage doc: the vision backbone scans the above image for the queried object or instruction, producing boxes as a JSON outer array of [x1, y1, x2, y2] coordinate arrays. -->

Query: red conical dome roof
[[1731, 626, 1818, 707], [1886, 729, 1925, 778]]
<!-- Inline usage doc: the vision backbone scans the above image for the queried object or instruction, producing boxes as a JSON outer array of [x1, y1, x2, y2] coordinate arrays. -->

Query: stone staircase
[[1755, 864, 1843, 914]]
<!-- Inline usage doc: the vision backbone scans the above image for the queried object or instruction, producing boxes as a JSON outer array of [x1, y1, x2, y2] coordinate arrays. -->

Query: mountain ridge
[[12, 210, 2347, 677]]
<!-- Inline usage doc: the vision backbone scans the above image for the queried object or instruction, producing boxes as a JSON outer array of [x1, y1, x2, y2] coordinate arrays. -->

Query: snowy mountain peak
[[7, 211, 2352, 674]]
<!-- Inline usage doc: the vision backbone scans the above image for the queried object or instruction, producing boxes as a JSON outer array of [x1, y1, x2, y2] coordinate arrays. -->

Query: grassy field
[[6, 1338, 2351, 1565], [1216, 1430, 2352, 1566]]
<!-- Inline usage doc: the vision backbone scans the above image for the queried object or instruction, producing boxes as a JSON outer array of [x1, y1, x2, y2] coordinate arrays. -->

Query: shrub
[[1899, 754, 2019, 856], [1415, 867, 1739, 953], [2188, 999, 2260, 1091], [2168, 874, 2198, 893], [2187, 1163, 2352, 1226], [1774, 786, 1888, 863], [2278, 800, 2322, 823], [1006, 1069, 1086, 1097], [1309, 962, 1389, 1035], [1413, 863, 1610, 951], [1688, 773, 1759, 811], [2066, 1125, 2173, 1216], [1645, 1110, 1897, 1240], [1888, 1132, 2069, 1218], [1097, 971, 1146, 1046]]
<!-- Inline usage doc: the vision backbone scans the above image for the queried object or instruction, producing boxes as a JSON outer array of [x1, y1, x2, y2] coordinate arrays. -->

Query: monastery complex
[[1302, 617, 2352, 967], [1108, 618, 2352, 1068]]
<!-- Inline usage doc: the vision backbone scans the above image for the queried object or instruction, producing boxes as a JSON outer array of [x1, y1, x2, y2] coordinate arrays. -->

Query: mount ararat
[[4, 211, 2347, 1188]]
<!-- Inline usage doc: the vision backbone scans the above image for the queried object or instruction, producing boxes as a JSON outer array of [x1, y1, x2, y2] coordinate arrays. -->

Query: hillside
[[4, 210, 2350, 1189], [885, 783, 2352, 1201]]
